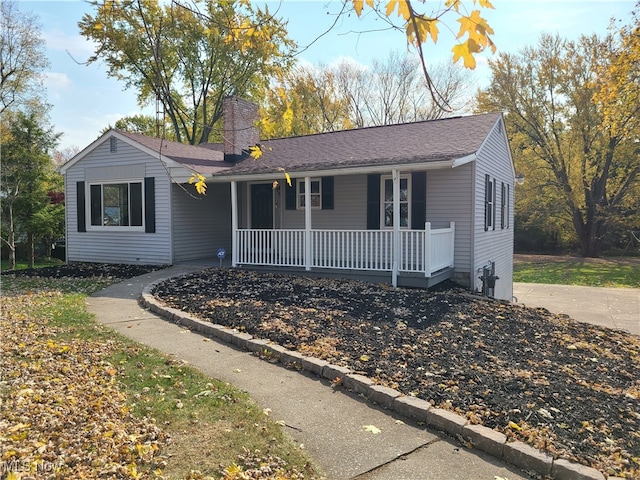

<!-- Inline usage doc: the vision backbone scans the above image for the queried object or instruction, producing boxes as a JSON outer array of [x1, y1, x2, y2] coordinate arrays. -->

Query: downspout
[[168, 177, 174, 265], [469, 163, 477, 291]]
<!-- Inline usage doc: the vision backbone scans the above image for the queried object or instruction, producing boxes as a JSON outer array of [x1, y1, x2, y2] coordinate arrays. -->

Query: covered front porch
[[232, 224, 454, 287], [228, 169, 456, 288]]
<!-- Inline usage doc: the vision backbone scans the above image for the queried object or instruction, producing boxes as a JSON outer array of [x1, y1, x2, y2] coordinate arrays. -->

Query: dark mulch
[[1, 262, 163, 280], [153, 268, 640, 479]]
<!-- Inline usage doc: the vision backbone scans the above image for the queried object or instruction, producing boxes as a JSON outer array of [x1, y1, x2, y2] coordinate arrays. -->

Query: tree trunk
[[27, 232, 35, 268], [7, 244, 16, 271], [6, 204, 17, 270], [572, 207, 603, 257]]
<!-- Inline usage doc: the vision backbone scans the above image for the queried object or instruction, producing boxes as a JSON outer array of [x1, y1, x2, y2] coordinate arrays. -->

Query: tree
[[260, 64, 354, 138], [53, 146, 81, 167], [346, 53, 472, 126], [1, 111, 61, 269], [0, 0, 49, 114], [101, 114, 179, 141], [347, 0, 495, 108], [79, 0, 294, 145], [261, 52, 472, 138], [476, 28, 639, 257]]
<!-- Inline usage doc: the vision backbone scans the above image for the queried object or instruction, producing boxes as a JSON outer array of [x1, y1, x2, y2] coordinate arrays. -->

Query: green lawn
[[1, 276, 320, 479], [1, 257, 63, 271], [513, 257, 640, 288]]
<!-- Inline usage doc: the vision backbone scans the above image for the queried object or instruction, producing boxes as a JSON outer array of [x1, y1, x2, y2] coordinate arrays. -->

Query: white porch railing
[[235, 222, 454, 278]]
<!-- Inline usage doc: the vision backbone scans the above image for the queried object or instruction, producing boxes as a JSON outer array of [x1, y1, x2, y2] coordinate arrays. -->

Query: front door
[[251, 183, 273, 229]]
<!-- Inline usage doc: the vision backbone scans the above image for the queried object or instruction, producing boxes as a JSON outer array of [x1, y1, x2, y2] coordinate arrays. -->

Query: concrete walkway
[[87, 266, 531, 480], [513, 283, 639, 337]]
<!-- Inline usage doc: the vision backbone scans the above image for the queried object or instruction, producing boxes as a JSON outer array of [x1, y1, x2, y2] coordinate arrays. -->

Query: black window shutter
[[492, 178, 497, 231], [484, 174, 490, 231], [501, 182, 505, 229], [366, 174, 381, 230], [411, 172, 426, 230], [76, 181, 86, 232], [321, 176, 334, 210], [144, 177, 156, 233], [285, 180, 296, 210]]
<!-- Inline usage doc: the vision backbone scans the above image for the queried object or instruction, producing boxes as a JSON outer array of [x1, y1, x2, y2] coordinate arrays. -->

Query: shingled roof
[[222, 112, 503, 176], [117, 131, 231, 175], [108, 113, 502, 178]]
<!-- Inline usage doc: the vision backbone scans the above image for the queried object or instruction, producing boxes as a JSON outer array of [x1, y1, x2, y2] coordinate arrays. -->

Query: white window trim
[[296, 177, 322, 210], [86, 179, 145, 232], [380, 174, 411, 229]]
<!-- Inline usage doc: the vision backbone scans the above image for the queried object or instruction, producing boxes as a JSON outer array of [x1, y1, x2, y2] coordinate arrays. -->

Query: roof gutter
[[451, 154, 476, 168], [205, 154, 477, 183]]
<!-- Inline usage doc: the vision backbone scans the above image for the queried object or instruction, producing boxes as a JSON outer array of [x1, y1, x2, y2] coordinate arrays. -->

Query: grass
[[1, 276, 320, 479], [1, 257, 63, 271], [513, 256, 640, 288]]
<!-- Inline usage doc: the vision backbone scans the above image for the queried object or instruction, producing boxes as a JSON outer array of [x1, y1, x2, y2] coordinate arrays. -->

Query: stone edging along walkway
[[140, 279, 618, 480]]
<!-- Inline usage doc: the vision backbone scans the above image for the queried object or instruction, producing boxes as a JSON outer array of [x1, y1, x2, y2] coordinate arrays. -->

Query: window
[[89, 181, 143, 228], [109, 137, 117, 152], [381, 175, 410, 228], [484, 174, 496, 231], [297, 178, 321, 209]]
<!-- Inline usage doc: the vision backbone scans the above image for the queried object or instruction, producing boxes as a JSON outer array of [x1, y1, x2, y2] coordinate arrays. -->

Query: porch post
[[304, 176, 312, 271], [424, 222, 431, 278], [231, 180, 238, 267], [392, 169, 400, 288]]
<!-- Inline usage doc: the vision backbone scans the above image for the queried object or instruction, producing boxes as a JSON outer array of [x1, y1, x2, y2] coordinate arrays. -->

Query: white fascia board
[[451, 154, 476, 168], [207, 158, 472, 183]]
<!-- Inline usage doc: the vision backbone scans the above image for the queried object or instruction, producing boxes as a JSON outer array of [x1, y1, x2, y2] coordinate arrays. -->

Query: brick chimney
[[223, 96, 260, 163]]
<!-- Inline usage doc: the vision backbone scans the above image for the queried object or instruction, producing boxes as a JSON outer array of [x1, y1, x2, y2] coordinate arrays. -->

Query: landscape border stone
[[503, 440, 553, 477], [366, 384, 402, 409], [139, 279, 610, 480], [426, 407, 468, 437], [551, 458, 606, 480], [462, 424, 507, 459], [392, 395, 431, 424], [343, 373, 375, 396]]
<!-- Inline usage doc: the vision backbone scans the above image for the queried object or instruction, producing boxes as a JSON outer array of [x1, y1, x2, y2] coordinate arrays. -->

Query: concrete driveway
[[513, 282, 639, 337]]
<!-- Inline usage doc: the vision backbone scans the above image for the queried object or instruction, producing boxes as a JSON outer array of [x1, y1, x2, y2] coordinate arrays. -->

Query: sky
[[22, 0, 636, 152]]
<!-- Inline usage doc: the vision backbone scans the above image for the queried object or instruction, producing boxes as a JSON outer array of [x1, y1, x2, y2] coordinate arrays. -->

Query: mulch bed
[[1, 262, 163, 280], [152, 268, 640, 479]]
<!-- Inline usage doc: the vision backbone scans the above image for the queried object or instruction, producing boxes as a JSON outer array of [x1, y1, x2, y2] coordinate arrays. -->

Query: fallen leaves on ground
[[2, 267, 318, 480], [362, 425, 382, 435], [0, 290, 167, 479], [154, 269, 640, 479]]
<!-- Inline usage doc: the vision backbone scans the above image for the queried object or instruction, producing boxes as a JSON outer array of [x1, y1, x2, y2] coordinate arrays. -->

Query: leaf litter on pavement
[[153, 268, 640, 479]]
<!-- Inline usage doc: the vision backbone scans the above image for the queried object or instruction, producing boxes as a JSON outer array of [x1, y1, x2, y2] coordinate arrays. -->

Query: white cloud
[[43, 29, 95, 59], [45, 72, 72, 90]]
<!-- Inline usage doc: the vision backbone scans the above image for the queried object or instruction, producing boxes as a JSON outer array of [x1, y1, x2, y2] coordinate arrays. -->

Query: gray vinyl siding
[[280, 175, 368, 229], [473, 119, 514, 300], [425, 164, 473, 281], [65, 137, 172, 265], [172, 182, 232, 262]]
